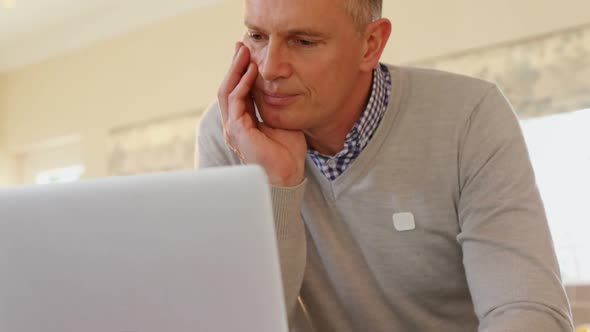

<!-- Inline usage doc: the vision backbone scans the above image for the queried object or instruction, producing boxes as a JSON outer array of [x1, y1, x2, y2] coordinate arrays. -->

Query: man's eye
[[248, 32, 265, 41], [293, 39, 318, 48]]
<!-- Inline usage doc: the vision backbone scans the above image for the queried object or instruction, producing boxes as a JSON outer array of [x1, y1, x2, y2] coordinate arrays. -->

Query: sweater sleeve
[[456, 86, 574, 332], [196, 102, 308, 321]]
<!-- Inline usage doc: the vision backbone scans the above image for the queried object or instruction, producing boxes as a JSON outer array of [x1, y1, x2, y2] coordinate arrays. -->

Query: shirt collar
[[308, 64, 392, 180]]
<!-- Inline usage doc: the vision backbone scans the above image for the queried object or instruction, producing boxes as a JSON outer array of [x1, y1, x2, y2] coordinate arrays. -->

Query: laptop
[[0, 165, 288, 332]]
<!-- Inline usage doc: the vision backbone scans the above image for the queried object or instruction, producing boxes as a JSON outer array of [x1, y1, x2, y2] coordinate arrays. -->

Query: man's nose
[[258, 42, 292, 82]]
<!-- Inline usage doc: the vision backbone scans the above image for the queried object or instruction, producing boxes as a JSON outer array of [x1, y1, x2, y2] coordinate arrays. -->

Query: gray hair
[[343, 0, 383, 33]]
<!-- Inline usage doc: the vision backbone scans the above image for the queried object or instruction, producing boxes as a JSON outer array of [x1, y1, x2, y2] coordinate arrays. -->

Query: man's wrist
[[271, 175, 305, 188]]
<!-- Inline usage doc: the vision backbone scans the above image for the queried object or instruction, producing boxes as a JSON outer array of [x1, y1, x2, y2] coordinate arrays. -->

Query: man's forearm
[[271, 181, 308, 321]]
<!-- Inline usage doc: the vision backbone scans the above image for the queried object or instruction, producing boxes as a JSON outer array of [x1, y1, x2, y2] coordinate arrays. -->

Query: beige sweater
[[198, 65, 573, 331]]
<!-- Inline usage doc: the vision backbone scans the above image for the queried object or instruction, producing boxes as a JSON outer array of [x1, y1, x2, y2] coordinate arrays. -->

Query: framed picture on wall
[[107, 111, 202, 176]]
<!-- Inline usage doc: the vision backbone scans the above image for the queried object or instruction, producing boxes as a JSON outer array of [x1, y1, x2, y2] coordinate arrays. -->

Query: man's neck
[[304, 70, 374, 156]]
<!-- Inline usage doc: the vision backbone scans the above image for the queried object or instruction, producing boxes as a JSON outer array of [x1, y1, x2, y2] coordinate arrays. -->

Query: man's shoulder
[[200, 100, 223, 126], [383, 64, 502, 120], [386, 64, 494, 89], [198, 100, 224, 138], [385, 64, 496, 101]]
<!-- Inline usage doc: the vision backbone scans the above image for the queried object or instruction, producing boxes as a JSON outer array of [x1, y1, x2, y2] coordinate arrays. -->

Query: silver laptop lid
[[0, 165, 287, 332]]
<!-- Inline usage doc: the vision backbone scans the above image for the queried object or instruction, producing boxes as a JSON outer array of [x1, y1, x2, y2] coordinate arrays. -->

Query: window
[[35, 165, 85, 185], [521, 109, 590, 284]]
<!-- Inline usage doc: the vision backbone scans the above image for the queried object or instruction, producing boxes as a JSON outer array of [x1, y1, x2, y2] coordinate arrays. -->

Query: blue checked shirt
[[308, 64, 392, 181]]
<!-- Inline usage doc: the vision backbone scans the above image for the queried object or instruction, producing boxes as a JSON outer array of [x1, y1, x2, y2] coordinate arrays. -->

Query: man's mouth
[[260, 90, 300, 107]]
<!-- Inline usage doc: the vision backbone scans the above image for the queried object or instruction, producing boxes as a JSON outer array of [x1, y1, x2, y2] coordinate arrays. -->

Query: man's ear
[[359, 18, 392, 72]]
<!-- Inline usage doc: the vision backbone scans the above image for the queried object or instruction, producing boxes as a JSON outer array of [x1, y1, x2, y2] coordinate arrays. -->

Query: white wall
[[0, 1, 243, 184], [0, 150, 18, 186], [0, 0, 589, 184], [383, 0, 590, 63]]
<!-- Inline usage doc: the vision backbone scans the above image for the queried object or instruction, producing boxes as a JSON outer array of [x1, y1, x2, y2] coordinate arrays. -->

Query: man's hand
[[217, 42, 307, 187]]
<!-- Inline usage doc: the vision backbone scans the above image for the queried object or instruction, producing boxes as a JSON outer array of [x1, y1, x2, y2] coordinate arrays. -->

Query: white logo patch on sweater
[[392, 212, 416, 231]]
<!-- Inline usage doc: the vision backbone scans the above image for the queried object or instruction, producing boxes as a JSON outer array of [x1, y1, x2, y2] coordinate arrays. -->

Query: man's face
[[244, 0, 367, 131]]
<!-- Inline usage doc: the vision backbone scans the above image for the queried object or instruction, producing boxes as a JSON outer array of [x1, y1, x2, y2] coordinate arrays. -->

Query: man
[[197, 0, 574, 330]]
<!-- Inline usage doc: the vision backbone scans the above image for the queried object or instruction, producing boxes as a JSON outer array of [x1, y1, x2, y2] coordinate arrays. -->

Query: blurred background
[[0, 0, 589, 327]]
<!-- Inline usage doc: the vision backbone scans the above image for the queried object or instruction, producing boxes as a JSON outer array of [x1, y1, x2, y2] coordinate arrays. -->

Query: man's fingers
[[228, 62, 258, 121], [221, 45, 250, 97], [218, 44, 251, 121], [219, 43, 258, 161], [233, 41, 243, 60], [224, 62, 258, 158]]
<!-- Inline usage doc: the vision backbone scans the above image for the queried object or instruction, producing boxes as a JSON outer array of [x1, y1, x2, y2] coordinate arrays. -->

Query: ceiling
[[0, 0, 222, 73]]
